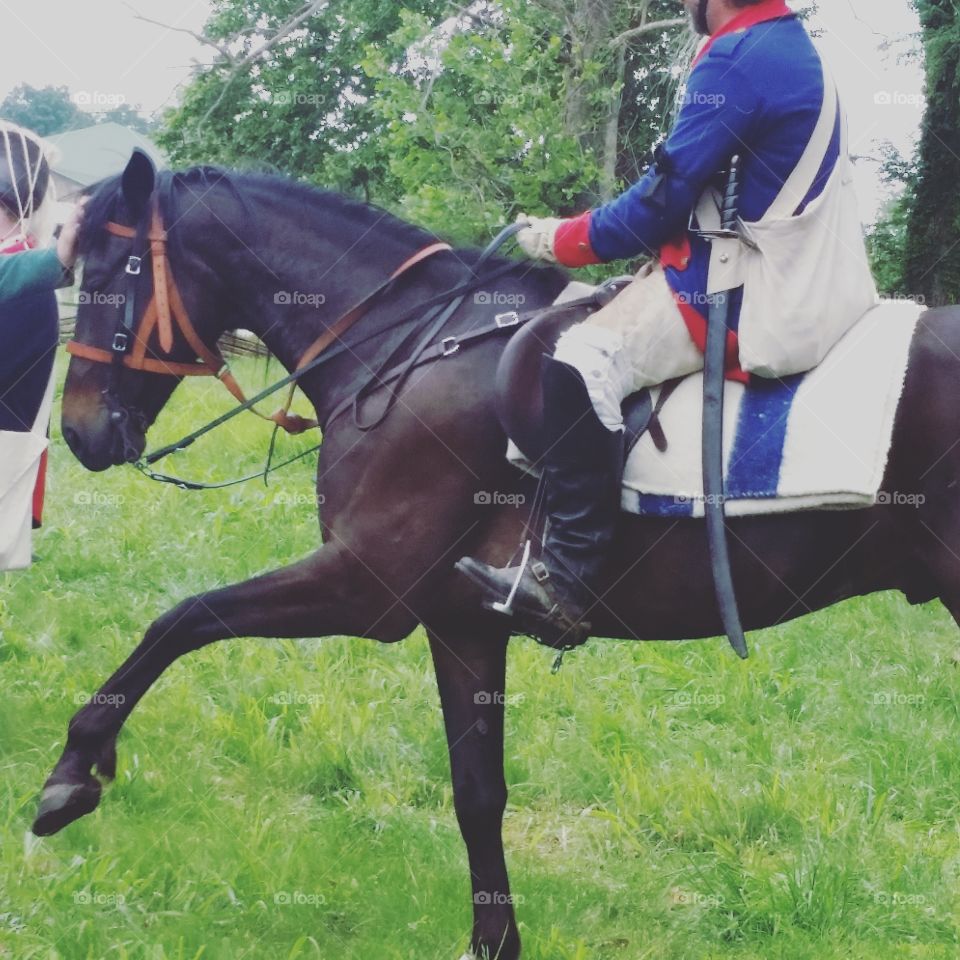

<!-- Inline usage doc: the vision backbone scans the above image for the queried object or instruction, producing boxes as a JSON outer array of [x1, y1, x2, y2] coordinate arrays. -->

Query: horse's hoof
[[31, 778, 102, 837]]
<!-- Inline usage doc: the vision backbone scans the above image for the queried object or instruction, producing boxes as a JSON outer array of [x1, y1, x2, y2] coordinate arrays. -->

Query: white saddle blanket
[[508, 299, 922, 518]]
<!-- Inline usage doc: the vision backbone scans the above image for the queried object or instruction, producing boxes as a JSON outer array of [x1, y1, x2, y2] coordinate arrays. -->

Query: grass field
[[2, 356, 960, 959]]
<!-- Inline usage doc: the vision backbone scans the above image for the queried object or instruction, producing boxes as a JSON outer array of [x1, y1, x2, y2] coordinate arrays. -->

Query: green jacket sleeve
[[0, 249, 73, 303]]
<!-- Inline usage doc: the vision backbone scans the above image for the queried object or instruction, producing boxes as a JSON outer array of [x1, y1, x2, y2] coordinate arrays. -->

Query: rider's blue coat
[[581, 9, 839, 366]]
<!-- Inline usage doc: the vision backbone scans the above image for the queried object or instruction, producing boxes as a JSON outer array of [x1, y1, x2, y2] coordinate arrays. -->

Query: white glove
[[515, 213, 563, 263]]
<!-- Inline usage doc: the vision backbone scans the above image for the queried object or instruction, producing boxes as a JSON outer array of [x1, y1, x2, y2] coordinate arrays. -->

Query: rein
[[72, 205, 529, 490]]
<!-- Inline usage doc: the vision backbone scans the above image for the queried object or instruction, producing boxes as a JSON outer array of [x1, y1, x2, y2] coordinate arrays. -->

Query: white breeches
[[553, 264, 703, 431]]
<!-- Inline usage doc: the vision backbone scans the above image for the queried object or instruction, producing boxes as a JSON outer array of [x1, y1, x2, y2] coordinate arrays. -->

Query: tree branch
[[125, 4, 237, 64], [610, 16, 687, 48], [129, 0, 329, 132]]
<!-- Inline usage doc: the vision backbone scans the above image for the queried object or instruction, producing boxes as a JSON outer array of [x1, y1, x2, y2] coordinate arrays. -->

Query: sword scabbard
[[703, 155, 749, 660]]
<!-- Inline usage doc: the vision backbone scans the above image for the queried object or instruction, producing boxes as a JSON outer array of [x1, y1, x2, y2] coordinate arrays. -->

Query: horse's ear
[[121, 148, 156, 218]]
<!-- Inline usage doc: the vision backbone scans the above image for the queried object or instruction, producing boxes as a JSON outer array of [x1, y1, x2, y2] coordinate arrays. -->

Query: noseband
[[66, 198, 452, 435]]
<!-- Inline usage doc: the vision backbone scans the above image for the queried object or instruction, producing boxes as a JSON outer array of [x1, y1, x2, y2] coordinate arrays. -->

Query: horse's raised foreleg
[[33, 543, 409, 836], [428, 627, 520, 960]]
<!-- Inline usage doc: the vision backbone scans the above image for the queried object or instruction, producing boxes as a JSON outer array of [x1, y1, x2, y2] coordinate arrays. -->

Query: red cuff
[[553, 212, 602, 268]]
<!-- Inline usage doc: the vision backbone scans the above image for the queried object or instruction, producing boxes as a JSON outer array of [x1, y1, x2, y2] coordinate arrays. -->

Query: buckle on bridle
[[495, 311, 520, 328], [441, 337, 460, 357], [112, 332, 130, 353], [126, 255, 142, 276]]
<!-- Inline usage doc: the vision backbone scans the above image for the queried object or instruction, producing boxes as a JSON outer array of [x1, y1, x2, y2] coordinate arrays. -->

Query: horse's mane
[[77, 165, 440, 263]]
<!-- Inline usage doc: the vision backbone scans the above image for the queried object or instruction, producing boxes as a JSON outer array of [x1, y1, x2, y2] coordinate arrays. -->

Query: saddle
[[494, 279, 678, 465]]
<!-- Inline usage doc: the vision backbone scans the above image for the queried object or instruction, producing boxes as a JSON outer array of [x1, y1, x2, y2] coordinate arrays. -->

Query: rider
[[457, 0, 876, 649]]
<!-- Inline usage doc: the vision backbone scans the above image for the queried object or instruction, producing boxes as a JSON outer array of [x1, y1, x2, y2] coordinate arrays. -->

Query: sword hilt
[[720, 155, 741, 233]]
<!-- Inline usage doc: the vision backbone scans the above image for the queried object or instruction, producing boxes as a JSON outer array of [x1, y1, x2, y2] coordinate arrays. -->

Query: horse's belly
[[591, 508, 905, 642]]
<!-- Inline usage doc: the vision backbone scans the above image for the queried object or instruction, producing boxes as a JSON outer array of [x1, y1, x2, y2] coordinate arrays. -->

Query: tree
[[155, 0, 688, 249], [156, 0, 454, 198], [865, 143, 915, 299], [99, 103, 156, 135], [903, 0, 960, 306], [360, 0, 688, 244], [552, 0, 688, 204], [0, 83, 155, 137], [0, 84, 85, 136], [868, 196, 911, 298]]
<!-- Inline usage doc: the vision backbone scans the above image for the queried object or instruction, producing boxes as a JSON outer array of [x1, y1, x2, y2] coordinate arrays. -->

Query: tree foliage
[[865, 142, 914, 298], [0, 83, 156, 137], [868, 196, 911, 298], [903, 0, 960, 306], [0, 84, 85, 136], [158, 0, 454, 199], [158, 0, 689, 245]]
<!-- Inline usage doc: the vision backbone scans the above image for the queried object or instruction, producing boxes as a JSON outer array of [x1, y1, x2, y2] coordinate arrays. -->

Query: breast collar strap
[[65, 199, 453, 435]]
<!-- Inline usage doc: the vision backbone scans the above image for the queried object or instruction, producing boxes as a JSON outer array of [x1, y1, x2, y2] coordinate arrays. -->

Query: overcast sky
[[809, 0, 923, 219], [0, 0, 925, 223]]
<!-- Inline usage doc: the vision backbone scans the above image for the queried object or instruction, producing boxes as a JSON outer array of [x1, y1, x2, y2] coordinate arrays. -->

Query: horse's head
[[63, 149, 507, 472], [63, 150, 241, 471]]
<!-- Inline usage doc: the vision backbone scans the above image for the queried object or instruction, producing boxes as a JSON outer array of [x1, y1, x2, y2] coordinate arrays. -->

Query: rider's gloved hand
[[515, 211, 602, 269], [516, 214, 561, 262]]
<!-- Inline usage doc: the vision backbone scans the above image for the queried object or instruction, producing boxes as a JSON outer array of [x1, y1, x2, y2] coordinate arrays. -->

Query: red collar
[[0, 234, 35, 256], [693, 0, 793, 67]]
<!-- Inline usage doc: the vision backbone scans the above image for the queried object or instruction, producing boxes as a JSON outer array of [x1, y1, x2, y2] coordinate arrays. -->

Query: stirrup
[[491, 540, 532, 616]]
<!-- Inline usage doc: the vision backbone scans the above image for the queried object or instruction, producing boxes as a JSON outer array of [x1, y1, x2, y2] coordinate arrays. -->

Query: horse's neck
[[216, 198, 568, 423], [231, 228, 459, 415], [228, 216, 409, 353]]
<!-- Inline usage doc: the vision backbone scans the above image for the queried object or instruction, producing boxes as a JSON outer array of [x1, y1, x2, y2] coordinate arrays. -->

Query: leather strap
[[323, 287, 622, 428], [269, 240, 454, 434], [295, 241, 452, 372], [72, 209, 453, 436], [764, 56, 839, 221], [67, 339, 222, 376]]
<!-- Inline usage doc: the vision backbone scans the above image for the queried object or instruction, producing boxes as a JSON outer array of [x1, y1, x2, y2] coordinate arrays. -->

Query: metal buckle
[[696, 228, 741, 242], [495, 311, 520, 328], [126, 255, 142, 276], [112, 332, 129, 353], [531, 561, 550, 583], [441, 337, 460, 357]]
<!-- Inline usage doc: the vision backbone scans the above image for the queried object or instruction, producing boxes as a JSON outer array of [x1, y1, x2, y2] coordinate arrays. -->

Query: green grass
[[2, 356, 960, 958]]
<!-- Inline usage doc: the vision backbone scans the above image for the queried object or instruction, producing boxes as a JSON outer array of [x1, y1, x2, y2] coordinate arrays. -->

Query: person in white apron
[[457, 0, 877, 649], [0, 123, 82, 571]]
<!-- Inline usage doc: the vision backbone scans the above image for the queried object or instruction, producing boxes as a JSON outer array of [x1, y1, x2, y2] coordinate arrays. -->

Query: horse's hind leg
[[33, 543, 410, 836], [906, 490, 960, 635], [428, 626, 520, 960]]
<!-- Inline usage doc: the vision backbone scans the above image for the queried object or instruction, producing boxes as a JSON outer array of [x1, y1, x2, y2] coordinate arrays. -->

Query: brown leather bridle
[[66, 199, 452, 435]]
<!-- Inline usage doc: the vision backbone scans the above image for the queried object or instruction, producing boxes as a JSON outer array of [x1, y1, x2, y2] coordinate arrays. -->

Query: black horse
[[33, 152, 960, 960]]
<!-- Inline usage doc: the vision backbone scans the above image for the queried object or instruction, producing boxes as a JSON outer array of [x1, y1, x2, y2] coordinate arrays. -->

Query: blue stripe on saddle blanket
[[624, 301, 920, 517], [507, 301, 922, 518]]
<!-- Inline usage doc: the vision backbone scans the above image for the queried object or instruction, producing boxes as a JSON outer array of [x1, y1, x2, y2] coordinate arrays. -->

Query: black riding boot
[[456, 356, 624, 649]]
